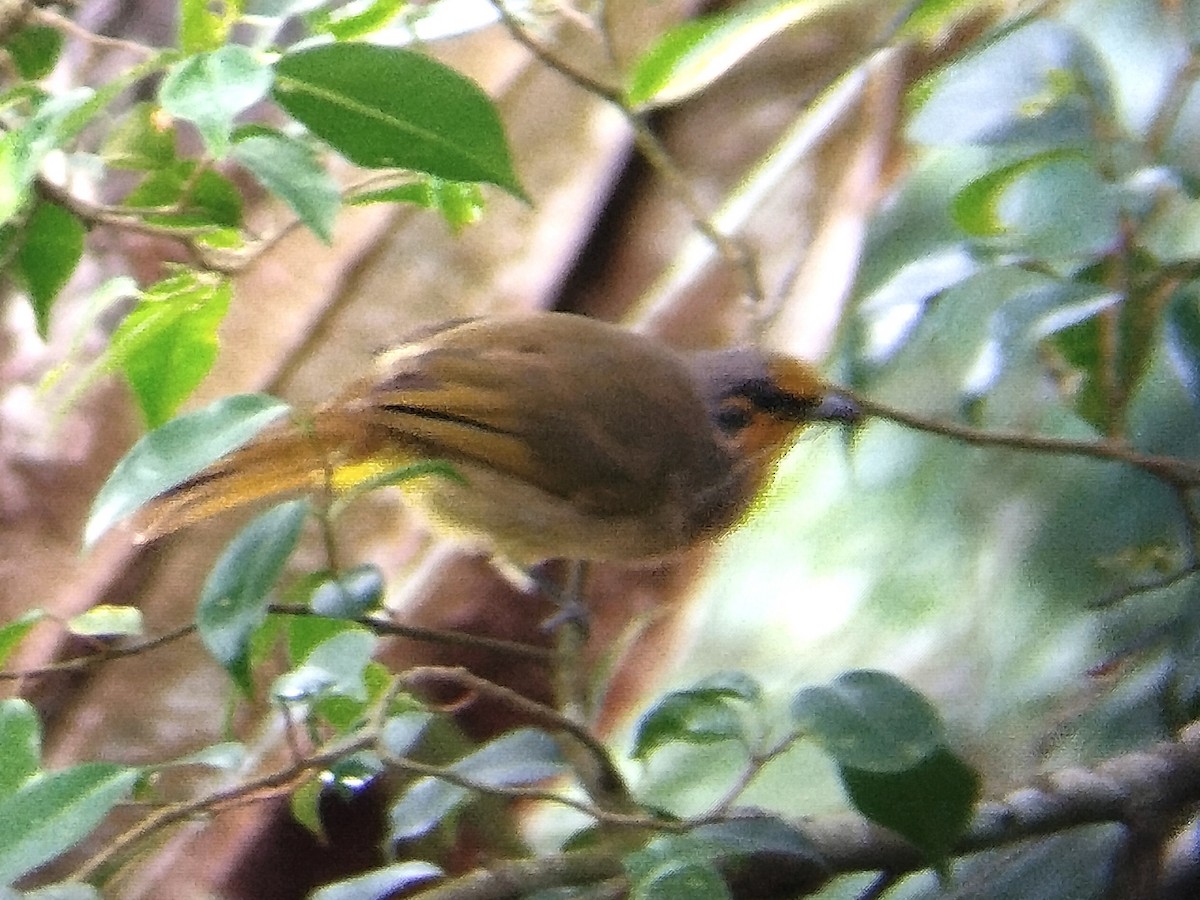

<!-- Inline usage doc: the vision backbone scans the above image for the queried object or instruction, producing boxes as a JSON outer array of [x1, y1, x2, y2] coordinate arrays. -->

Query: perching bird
[[132, 312, 857, 563]]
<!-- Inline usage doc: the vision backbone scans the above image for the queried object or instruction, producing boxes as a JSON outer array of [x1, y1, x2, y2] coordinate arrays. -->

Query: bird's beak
[[810, 391, 860, 424]]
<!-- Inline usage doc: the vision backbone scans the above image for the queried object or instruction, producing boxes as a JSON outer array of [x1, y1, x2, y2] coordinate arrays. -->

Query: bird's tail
[[132, 423, 386, 543]]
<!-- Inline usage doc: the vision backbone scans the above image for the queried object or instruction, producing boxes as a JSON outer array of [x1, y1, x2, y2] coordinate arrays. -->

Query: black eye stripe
[[733, 378, 818, 418]]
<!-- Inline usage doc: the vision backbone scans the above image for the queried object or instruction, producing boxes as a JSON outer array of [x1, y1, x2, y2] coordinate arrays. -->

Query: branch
[[850, 391, 1200, 486], [486, 0, 766, 307], [0, 623, 196, 681], [408, 723, 1200, 898]]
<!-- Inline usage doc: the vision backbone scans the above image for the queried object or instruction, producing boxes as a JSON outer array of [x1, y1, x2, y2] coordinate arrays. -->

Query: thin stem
[[849, 391, 1200, 486]]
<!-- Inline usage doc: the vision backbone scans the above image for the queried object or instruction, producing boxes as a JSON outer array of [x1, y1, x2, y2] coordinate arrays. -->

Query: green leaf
[[160, 45, 272, 157], [0, 700, 41, 795], [625, 835, 732, 900], [84, 392, 290, 547], [231, 128, 339, 242], [108, 273, 232, 427], [198, 500, 309, 694], [390, 729, 566, 841], [688, 816, 825, 868], [273, 44, 525, 198], [840, 747, 980, 868], [66, 605, 144, 638], [1165, 286, 1200, 412], [0, 763, 138, 886], [627, 0, 848, 108], [897, 0, 982, 40], [0, 610, 45, 667], [179, 0, 244, 54], [310, 564, 385, 618], [0, 89, 94, 225], [101, 102, 178, 171], [952, 153, 1118, 259], [630, 860, 730, 900], [299, 628, 377, 702], [289, 775, 324, 840], [123, 163, 242, 228], [161, 741, 248, 771], [791, 670, 946, 772], [1141, 190, 1200, 264], [309, 862, 443, 900], [16, 201, 84, 339], [6, 25, 65, 80], [908, 19, 1111, 150], [380, 711, 434, 759], [314, 0, 409, 40], [632, 673, 761, 759]]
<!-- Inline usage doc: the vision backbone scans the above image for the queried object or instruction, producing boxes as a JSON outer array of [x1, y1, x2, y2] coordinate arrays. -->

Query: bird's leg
[[533, 559, 591, 635]]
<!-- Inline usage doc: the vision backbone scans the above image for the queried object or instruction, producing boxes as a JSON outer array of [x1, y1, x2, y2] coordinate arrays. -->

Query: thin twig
[[850, 391, 1200, 486], [71, 731, 376, 882], [0, 623, 196, 681], [486, 0, 766, 307], [402, 664, 633, 812], [269, 606, 554, 663]]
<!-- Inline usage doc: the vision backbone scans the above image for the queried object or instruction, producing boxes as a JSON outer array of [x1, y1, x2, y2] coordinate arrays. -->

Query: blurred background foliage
[[5, 0, 1200, 896]]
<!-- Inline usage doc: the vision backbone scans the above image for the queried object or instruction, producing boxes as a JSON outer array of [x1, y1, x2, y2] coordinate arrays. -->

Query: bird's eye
[[715, 401, 753, 433]]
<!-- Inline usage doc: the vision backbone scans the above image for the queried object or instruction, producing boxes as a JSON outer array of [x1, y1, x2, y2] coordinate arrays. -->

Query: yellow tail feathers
[[132, 428, 386, 543]]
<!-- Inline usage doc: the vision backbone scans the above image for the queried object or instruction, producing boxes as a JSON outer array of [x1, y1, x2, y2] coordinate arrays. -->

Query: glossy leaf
[[841, 747, 980, 868], [310, 564, 385, 619], [309, 862, 443, 900], [273, 44, 525, 197], [197, 500, 309, 694], [791, 670, 946, 773], [85, 393, 290, 547], [380, 712, 434, 759], [0, 763, 138, 886], [232, 127, 339, 242], [390, 728, 565, 841], [66, 605, 144, 638], [632, 677, 757, 760], [0, 89, 93, 225], [857, 245, 981, 365], [109, 273, 233, 427], [627, 0, 848, 108], [689, 816, 825, 867], [299, 628, 378, 702]]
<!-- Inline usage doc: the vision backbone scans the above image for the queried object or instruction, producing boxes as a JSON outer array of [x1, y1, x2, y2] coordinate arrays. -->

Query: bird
[[132, 312, 858, 564]]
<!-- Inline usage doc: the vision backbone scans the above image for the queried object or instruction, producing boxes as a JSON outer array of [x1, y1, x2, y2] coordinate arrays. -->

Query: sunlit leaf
[[309, 862, 443, 900], [66, 605, 144, 638], [628, 0, 850, 108], [273, 44, 525, 197]]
